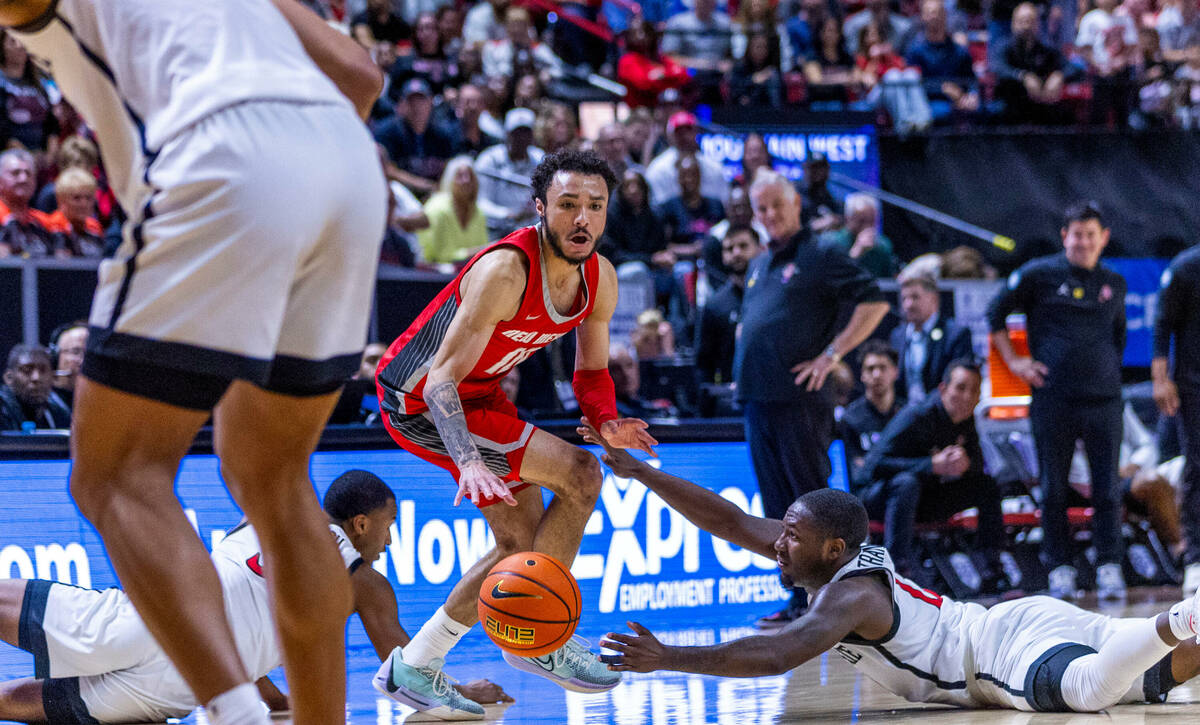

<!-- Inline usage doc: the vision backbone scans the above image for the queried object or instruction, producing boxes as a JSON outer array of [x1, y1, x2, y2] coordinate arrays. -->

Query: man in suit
[[890, 272, 974, 403]]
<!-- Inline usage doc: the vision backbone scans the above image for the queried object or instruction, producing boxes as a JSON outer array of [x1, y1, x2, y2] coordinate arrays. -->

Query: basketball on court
[[478, 552, 581, 657]]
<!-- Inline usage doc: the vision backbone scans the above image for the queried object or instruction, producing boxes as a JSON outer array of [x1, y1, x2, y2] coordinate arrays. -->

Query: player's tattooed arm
[[425, 380, 483, 469]]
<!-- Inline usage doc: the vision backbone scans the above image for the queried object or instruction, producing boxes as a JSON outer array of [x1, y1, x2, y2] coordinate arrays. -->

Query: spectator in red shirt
[[45, 167, 103, 258], [854, 20, 907, 93], [617, 16, 691, 108], [0, 149, 53, 256]]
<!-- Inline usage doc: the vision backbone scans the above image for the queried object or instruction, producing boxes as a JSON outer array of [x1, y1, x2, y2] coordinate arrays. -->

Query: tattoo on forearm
[[426, 381, 483, 469]]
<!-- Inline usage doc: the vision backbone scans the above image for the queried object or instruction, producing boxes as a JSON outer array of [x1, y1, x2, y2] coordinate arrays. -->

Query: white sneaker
[[1190, 580, 1200, 643], [1096, 563, 1127, 601], [502, 636, 621, 693], [1048, 565, 1077, 600], [372, 647, 484, 721], [1183, 563, 1200, 596]]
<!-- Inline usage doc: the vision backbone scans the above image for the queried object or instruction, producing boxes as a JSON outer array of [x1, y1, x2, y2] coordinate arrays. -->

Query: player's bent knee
[[491, 529, 536, 557], [565, 451, 602, 502]]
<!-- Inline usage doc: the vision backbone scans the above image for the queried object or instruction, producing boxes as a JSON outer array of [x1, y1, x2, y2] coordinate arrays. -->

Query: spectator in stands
[[511, 73, 546, 115], [534, 102, 578, 154], [695, 224, 762, 384], [798, 152, 842, 233], [437, 5, 464, 57], [617, 17, 692, 109], [0, 33, 57, 153], [623, 107, 664, 168], [450, 84, 501, 157], [906, 0, 979, 121], [738, 131, 775, 187], [657, 155, 725, 250], [1133, 27, 1174, 128], [600, 169, 669, 269], [483, 7, 564, 81], [631, 308, 676, 360], [1076, 0, 1138, 126], [853, 20, 908, 95], [379, 179, 423, 268], [733, 0, 793, 69], [0, 344, 70, 431], [1152, 239, 1200, 592], [988, 201, 1128, 600], [374, 78, 457, 196], [34, 135, 103, 213], [1174, 41, 1200, 128], [839, 340, 904, 480], [702, 186, 769, 292], [388, 12, 459, 96], [609, 344, 653, 419], [941, 244, 997, 278], [804, 16, 856, 103], [993, 2, 1069, 124], [352, 0, 412, 49], [661, 0, 734, 104], [645, 111, 729, 206], [844, 0, 913, 55], [1158, 0, 1200, 62], [854, 359, 1007, 590], [594, 122, 642, 178], [819, 193, 896, 277], [46, 167, 103, 258], [356, 342, 388, 382], [418, 155, 487, 264], [464, 0, 510, 45], [729, 31, 784, 106], [475, 107, 544, 239], [785, 0, 832, 69], [890, 272, 974, 403], [0, 149, 53, 257], [48, 321, 86, 412], [736, 170, 888, 626]]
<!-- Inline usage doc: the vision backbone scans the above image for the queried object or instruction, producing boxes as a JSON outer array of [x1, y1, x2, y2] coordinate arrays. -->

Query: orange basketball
[[477, 551, 581, 657]]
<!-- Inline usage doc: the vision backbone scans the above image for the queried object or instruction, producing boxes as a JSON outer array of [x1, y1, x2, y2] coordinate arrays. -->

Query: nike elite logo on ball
[[491, 581, 540, 599], [484, 615, 536, 645]]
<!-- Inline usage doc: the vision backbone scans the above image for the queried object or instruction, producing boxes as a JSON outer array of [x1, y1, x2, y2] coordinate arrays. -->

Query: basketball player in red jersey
[[375, 150, 656, 712]]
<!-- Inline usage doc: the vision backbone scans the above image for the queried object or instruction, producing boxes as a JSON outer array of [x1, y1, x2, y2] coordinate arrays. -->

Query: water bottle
[[20, 421, 35, 434]]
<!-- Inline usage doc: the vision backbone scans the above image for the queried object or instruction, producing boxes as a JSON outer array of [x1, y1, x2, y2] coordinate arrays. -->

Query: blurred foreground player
[[0, 1, 389, 722], [582, 422, 1200, 714], [376, 150, 656, 702], [0, 470, 511, 723]]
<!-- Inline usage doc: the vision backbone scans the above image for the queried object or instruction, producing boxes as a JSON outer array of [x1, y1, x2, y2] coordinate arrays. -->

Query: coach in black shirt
[[854, 359, 1004, 587], [840, 340, 906, 480], [1152, 244, 1200, 593], [735, 171, 889, 625], [987, 202, 1127, 600]]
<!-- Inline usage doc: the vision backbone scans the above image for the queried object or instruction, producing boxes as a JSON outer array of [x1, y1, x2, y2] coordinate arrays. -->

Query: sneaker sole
[[502, 652, 621, 693], [371, 672, 484, 721]]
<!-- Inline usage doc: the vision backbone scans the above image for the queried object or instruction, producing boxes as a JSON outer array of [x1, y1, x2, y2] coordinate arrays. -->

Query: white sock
[[402, 606, 472, 668], [1168, 599, 1199, 642], [1061, 617, 1175, 711], [205, 682, 269, 725]]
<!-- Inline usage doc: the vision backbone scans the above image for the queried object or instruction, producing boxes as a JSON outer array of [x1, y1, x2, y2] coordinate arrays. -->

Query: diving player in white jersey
[[581, 419, 1200, 714], [0, 470, 512, 723], [0, 1, 387, 724]]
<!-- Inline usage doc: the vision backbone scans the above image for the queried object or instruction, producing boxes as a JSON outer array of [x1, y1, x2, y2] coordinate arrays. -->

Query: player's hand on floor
[[601, 622, 667, 673], [455, 678, 515, 704], [579, 417, 645, 478], [600, 417, 659, 456], [455, 461, 518, 506]]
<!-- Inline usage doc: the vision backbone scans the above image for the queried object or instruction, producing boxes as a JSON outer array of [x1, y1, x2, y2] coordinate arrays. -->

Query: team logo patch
[[1072, 287, 1084, 299], [930, 328, 943, 341], [1099, 284, 1113, 302]]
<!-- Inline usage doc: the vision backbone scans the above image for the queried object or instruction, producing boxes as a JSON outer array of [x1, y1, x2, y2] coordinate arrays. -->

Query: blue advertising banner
[[698, 125, 879, 187], [1108, 257, 1169, 367], [0, 442, 805, 678]]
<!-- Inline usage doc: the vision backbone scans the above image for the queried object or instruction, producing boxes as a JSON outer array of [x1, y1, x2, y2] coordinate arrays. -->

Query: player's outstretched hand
[[579, 417, 646, 478], [601, 622, 668, 673], [600, 417, 659, 456], [455, 678, 515, 705], [455, 461, 518, 507]]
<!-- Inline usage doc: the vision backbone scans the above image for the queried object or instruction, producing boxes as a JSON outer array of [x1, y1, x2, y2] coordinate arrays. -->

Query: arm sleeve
[[573, 368, 618, 427], [986, 265, 1033, 332], [1153, 262, 1182, 358]]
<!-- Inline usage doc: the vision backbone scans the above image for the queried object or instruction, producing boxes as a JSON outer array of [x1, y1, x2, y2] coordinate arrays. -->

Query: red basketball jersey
[[377, 226, 600, 416]]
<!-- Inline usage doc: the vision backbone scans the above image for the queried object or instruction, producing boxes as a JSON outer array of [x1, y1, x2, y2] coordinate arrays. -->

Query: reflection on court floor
[[155, 588, 1200, 725]]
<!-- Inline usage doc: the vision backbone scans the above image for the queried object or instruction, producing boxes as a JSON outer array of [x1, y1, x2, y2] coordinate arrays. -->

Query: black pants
[[1178, 388, 1200, 565], [744, 397, 834, 609], [858, 470, 1004, 575], [1030, 395, 1123, 568]]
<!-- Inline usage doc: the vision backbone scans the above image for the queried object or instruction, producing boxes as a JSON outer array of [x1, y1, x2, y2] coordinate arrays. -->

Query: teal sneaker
[[502, 636, 621, 693], [372, 646, 484, 721]]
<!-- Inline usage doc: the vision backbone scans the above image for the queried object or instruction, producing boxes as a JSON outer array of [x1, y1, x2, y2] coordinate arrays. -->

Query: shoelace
[[548, 636, 597, 673], [416, 663, 461, 699]]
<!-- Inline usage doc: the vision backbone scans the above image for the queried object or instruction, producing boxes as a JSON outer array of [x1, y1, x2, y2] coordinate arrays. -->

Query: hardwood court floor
[[162, 588, 1200, 724]]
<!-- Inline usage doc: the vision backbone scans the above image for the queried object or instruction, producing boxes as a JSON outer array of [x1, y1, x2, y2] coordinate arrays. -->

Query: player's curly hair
[[323, 470, 395, 522], [794, 489, 869, 549], [529, 149, 618, 204]]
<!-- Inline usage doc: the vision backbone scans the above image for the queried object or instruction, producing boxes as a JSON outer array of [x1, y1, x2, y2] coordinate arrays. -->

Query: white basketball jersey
[[829, 544, 989, 708], [12, 0, 350, 210], [212, 522, 363, 681]]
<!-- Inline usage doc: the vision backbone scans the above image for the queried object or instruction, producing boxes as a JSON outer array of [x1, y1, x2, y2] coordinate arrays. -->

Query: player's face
[[356, 499, 398, 564], [938, 367, 981, 424], [860, 353, 898, 396], [774, 505, 829, 588], [751, 182, 802, 244], [536, 171, 609, 265], [1061, 219, 1110, 270]]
